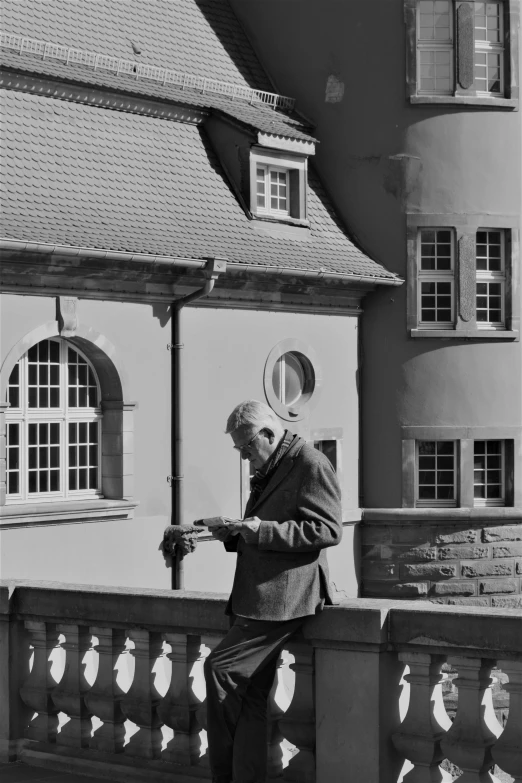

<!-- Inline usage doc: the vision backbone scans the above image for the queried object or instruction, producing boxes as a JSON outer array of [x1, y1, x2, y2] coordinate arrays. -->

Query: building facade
[[232, 0, 522, 605]]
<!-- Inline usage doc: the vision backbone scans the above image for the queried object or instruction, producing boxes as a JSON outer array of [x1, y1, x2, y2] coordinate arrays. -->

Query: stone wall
[[361, 520, 522, 607]]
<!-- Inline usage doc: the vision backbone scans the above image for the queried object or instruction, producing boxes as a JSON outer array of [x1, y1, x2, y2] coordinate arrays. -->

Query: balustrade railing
[[0, 582, 520, 783]]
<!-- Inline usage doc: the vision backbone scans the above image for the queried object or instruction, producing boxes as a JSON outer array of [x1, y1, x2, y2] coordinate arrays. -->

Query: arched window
[[6, 338, 102, 502]]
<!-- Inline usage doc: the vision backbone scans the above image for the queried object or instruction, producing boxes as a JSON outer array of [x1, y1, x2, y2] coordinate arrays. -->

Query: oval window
[[272, 351, 313, 407], [264, 340, 321, 421]]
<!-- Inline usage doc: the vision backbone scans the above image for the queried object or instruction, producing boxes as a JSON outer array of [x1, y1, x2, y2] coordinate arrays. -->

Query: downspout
[[170, 257, 227, 589]]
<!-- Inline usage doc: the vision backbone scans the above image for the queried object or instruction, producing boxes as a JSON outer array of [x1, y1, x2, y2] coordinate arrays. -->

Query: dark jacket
[[224, 436, 342, 621]]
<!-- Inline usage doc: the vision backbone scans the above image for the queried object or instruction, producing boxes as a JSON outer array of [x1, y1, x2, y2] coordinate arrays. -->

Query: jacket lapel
[[245, 438, 304, 517]]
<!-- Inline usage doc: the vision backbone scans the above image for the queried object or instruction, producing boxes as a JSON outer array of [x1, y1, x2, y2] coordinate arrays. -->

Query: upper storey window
[[408, 225, 517, 338], [250, 147, 308, 225], [256, 165, 290, 217], [418, 1, 454, 94], [405, 0, 518, 107], [6, 339, 102, 502]]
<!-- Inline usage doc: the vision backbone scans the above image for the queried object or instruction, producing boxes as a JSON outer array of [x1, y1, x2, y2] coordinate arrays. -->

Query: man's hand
[[224, 517, 261, 543], [211, 525, 237, 542]]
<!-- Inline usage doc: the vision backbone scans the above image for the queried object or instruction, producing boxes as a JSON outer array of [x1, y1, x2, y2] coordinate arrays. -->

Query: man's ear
[[264, 428, 275, 443]]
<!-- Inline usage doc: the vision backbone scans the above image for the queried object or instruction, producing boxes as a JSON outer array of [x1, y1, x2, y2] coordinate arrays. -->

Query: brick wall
[[361, 520, 522, 606]]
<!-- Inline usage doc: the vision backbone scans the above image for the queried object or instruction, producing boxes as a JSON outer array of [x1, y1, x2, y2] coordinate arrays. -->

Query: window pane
[[474, 440, 504, 504]]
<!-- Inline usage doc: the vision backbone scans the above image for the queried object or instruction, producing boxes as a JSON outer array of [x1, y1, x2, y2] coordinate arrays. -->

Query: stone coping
[[1, 581, 520, 655], [363, 508, 522, 522]]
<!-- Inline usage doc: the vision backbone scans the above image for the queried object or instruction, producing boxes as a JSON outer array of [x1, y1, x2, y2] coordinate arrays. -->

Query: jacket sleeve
[[257, 455, 342, 553]]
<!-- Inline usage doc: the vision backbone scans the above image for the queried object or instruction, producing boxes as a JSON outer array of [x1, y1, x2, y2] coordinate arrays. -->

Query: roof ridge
[[0, 31, 296, 112]]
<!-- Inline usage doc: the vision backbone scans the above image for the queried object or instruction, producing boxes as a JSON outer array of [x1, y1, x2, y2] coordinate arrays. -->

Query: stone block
[[439, 545, 489, 560], [361, 562, 398, 580], [392, 546, 438, 562], [516, 560, 522, 575], [400, 563, 457, 580], [364, 581, 428, 598], [482, 525, 522, 543], [479, 579, 517, 595], [432, 581, 476, 596], [435, 529, 478, 544], [461, 561, 513, 578], [390, 526, 432, 545], [492, 543, 522, 558], [491, 596, 522, 608], [361, 526, 393, 545], [446, 597, 490, 607]]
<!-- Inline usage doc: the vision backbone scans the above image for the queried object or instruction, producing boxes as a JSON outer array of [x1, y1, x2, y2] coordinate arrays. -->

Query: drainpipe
[[170, 257, 227, 589]]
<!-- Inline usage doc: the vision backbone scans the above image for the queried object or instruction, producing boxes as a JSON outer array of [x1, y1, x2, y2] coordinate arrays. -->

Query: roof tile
[[1, 90, 395, 281]]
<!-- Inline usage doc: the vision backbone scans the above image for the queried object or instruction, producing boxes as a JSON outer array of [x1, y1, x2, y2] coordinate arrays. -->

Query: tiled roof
[[2, 0, 272, 91], [0, 90, 396, 281], [0, 49, 316, 143]]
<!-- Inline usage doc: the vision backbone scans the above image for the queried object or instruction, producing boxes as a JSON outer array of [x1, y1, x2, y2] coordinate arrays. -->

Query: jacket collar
[[245, 435, 305, 516]]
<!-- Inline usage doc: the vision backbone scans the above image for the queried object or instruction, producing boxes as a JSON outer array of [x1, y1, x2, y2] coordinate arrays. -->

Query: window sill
[[363, 507, 521, 522], [0, 499, 138, 529], [410, 95, 518, 110], [250, 213, 310, 229], [410, 329, 519, 340]]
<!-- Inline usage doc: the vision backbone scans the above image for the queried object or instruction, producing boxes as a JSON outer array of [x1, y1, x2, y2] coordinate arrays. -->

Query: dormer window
[[256, 165, 290, 216], [250, 147, 308, 225]]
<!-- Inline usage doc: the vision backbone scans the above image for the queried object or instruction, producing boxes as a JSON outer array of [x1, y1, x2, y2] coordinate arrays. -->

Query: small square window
[[255, 165, 290, 217], [417, 228, 455, 328], [476, 229, 506, 328], [250, 149, 308, 224], [417, 440, 457, 506]]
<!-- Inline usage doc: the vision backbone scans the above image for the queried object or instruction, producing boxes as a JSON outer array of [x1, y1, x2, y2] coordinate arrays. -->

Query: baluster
[[267, 650, 292, 780], [120, 629, 163, 759], [392, 653, 452, 782], [194, 634, 222, 770], [157, 632, 201, 765], [51, 624, 92, 748], [85, 627, 126, 753], [491, 660, 522, 783], [19, 621, 60, 743], [440, 657, 503, 783], [278, 636, 315, 783]]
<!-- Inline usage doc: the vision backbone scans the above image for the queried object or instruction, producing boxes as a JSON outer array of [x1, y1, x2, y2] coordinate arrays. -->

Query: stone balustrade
[[0, 581, 521, 783]]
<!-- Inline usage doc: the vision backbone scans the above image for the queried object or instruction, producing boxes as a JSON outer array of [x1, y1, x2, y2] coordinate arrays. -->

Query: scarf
[[247, 430, 296, 510]]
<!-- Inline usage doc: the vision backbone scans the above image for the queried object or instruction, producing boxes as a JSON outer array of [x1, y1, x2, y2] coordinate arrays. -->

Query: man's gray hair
[[225, 400, 281, 435]]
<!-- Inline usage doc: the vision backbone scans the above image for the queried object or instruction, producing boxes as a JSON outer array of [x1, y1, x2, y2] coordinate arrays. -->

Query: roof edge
[[1, 32, 295, 111], [0, 239, 403, 287]]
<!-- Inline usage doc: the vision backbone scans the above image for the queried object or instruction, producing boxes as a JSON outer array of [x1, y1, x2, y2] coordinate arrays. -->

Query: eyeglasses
[[233, 429, 262, 453]]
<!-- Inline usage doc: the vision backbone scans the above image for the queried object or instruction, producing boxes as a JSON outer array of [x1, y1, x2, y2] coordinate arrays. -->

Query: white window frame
[[474, 1, 505, 96], [5, 338, 103, 504], [473, 439, 505, 507], [418, 228, 455, 328], [417, 0, 454, 95], [255, 164, 290, 218], [416, 440, 458, 507], [476, 228, 506, 329]]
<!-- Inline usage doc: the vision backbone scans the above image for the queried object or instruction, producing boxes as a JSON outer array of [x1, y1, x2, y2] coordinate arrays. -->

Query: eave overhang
[[0, 240, 403, 316]]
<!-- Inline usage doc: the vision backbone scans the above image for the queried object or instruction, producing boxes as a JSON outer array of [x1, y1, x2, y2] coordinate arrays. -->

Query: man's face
[[231, 425, 275, 470]]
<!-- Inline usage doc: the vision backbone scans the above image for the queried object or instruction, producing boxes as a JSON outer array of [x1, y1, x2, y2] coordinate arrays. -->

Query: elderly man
[[203, 400, 342, 783]]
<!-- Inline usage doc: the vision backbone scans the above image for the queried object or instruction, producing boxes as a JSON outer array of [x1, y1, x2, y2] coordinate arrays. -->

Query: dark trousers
[[203, 615, 305, 783]]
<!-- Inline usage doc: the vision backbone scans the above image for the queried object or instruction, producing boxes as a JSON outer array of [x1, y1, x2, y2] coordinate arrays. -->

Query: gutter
[[170, 258, 227, 590], [0, 239, 403, 287]]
